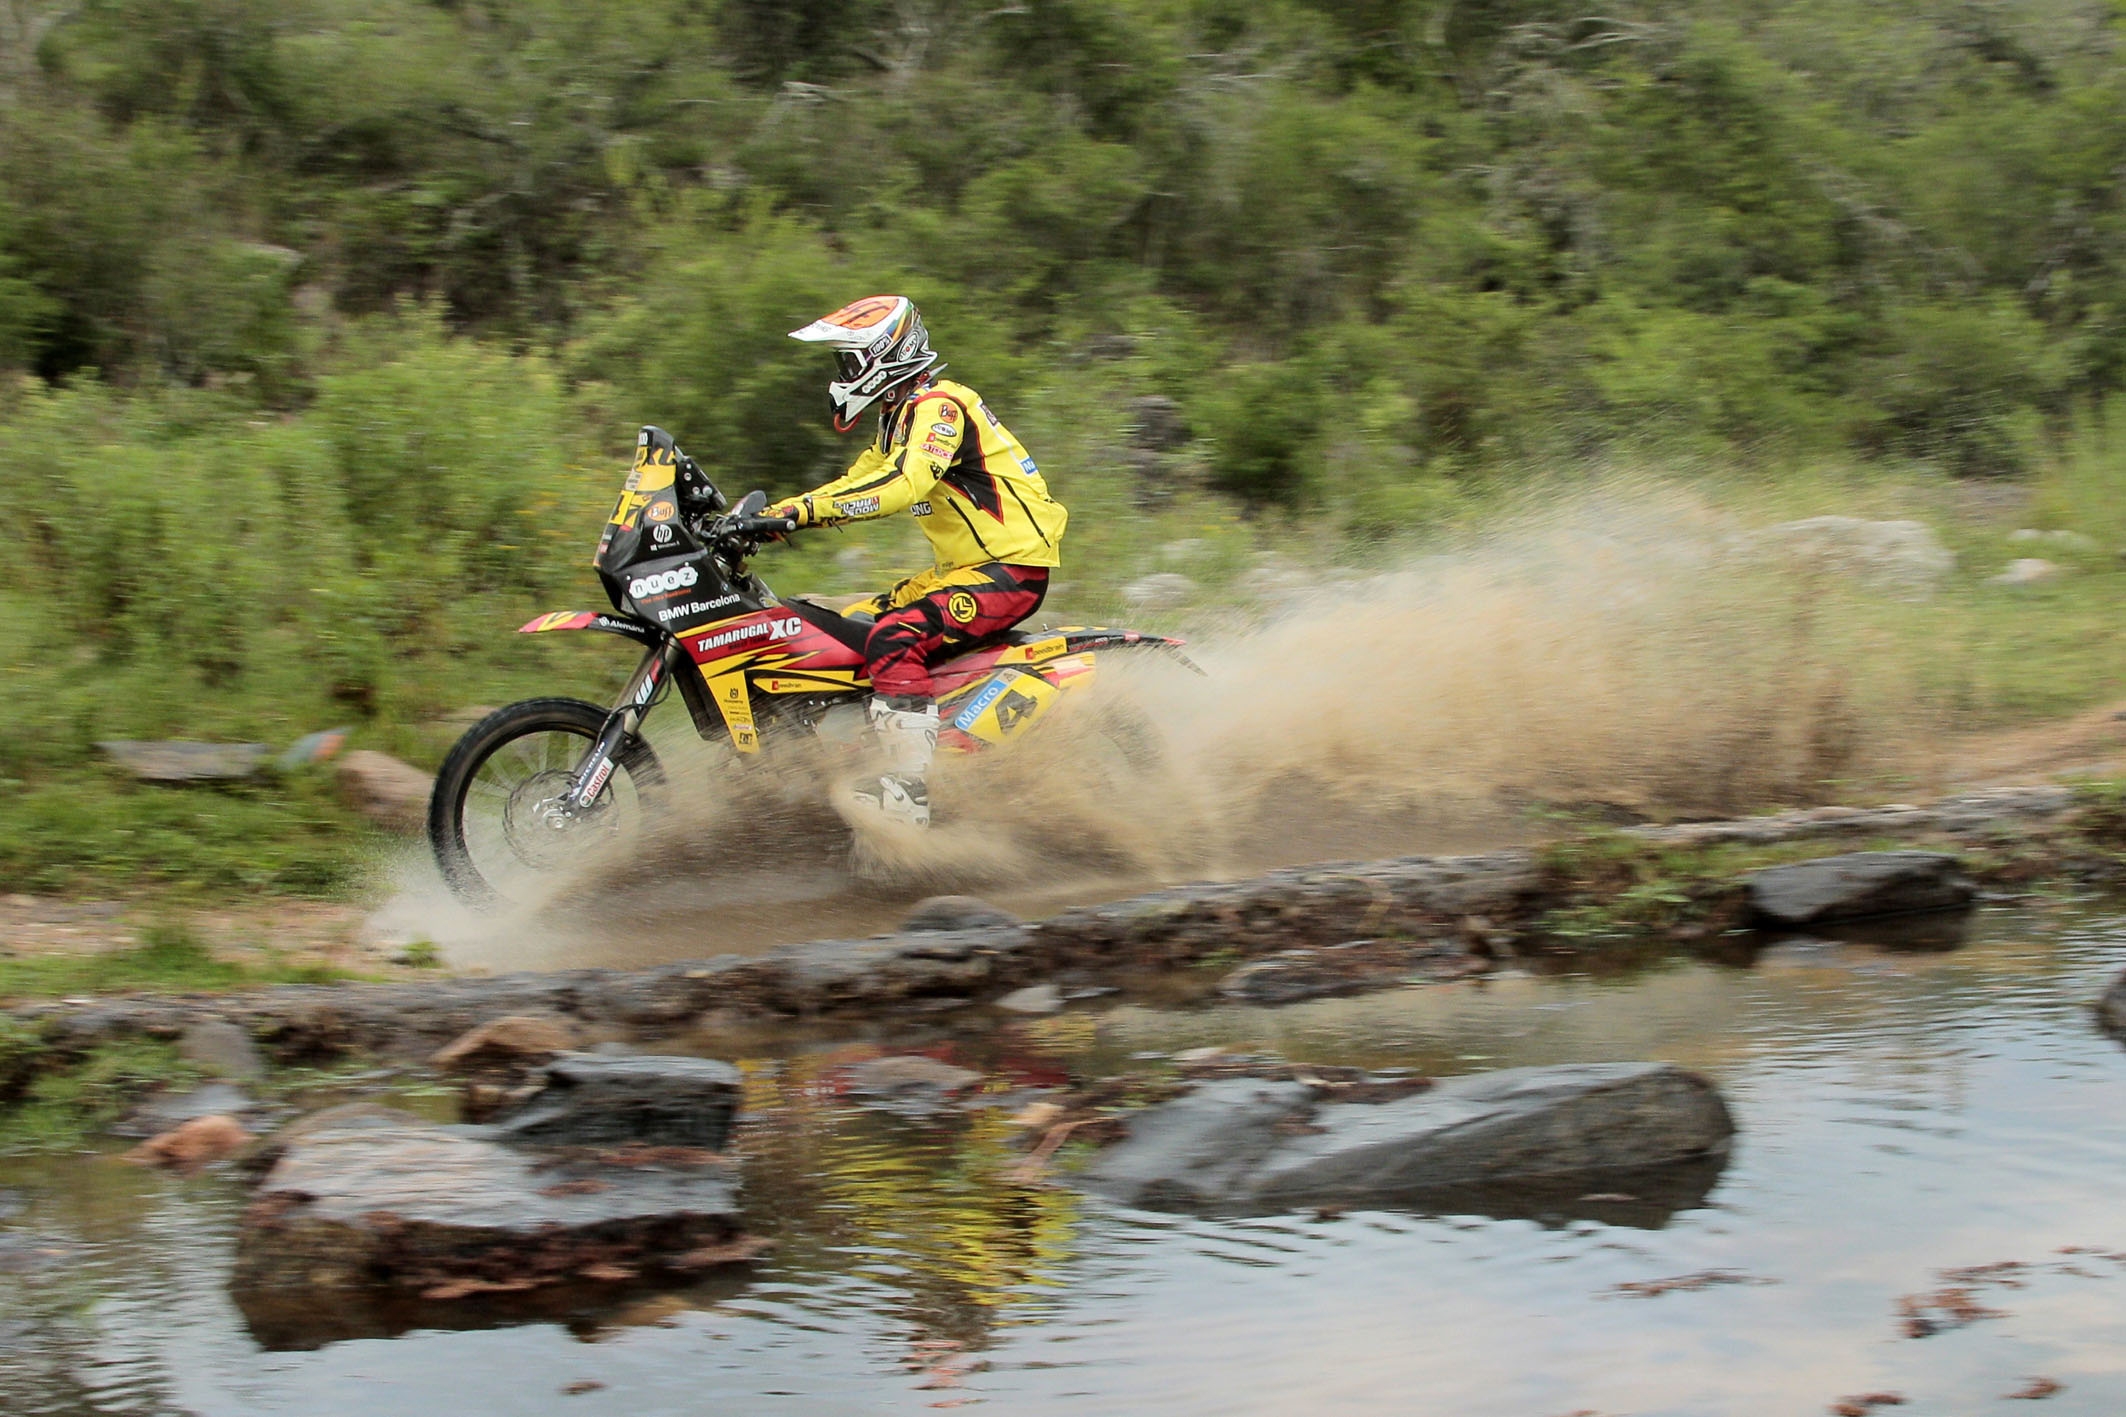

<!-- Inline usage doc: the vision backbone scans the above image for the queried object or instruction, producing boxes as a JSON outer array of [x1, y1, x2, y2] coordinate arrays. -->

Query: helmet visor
[[835, 350, 864, 383]]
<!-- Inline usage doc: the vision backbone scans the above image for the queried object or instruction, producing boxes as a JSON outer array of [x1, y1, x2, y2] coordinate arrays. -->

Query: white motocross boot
[[851, 698, 937, 827]]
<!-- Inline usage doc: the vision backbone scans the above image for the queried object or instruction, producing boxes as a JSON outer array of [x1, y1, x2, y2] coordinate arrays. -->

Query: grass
[[0, 922, 351, 1003], [0, 1032, 200, 1156], [0, 772, 380, 898]]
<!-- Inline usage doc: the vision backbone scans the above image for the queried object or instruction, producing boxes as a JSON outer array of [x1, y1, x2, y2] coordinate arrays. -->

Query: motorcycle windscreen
[[596, 426, 713, 613]]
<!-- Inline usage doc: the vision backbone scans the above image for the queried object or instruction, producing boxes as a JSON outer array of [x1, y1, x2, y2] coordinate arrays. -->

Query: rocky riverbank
[[4, 784, 2111, 1067]]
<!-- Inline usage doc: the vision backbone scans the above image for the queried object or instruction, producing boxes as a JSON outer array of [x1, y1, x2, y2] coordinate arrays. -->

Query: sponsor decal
[[694, 615, 803, 655], [910, 500, 932, 517], [583, 757, 615, 800], [994, 688, 1041, 734], [655, 593, 742, 624], [920, 441, 950, 459], [651, 522, 675, 546], [946, 591, 979, 625], [836, 495, 882, 517], [628, 564, 698, 600], [929, 422, 958, 441], [630, 672, 658, 707], [1018, 454, 1041, 476], [645, 501, 676, 523], [953, 674, 1015, 731], [979, 401, 1000, 427], [1022, 636, 1066, 662], [935, 402, 958, 423]]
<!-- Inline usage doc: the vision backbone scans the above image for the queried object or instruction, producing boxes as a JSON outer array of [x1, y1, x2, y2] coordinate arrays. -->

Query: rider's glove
[[774, 496, 821, 530]]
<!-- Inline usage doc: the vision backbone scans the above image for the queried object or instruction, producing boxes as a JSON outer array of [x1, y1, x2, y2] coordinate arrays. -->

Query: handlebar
[[725, 513, 799, 541]]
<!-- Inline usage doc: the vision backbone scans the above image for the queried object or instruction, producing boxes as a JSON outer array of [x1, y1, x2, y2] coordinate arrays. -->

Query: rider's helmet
[[788, 295, 940, 432]]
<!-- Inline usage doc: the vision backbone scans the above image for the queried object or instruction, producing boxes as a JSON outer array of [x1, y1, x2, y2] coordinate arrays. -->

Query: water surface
[[6, 904, 2126, 1415]]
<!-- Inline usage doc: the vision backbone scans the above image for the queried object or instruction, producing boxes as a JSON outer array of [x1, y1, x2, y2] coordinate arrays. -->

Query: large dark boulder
[[484, 1053, 743, 1151], [1081, 1063, 1732, 1213], [233, 1104, 744, 1298], [1744, 851, 1973, 928]]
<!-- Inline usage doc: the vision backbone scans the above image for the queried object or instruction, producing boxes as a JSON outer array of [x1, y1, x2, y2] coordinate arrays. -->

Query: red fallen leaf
[[419, 1277, 540, 1301], [2005, 1377, 2063, 1400], [1830, 1394, 1906, 1416]]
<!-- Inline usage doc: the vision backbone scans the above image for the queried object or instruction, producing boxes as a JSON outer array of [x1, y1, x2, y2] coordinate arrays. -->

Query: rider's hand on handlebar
[[772, 496, 821, 530]]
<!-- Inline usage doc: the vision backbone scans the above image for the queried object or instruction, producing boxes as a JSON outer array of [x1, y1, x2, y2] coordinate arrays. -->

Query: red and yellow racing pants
[[853, 562, 1049, 701]]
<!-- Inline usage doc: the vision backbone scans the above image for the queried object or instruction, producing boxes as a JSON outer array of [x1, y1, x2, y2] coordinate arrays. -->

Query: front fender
[[518, 611, 662, 647]]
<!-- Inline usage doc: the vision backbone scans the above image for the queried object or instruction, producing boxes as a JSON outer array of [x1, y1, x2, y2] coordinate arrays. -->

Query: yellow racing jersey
[[778, 378, 1066, 570]]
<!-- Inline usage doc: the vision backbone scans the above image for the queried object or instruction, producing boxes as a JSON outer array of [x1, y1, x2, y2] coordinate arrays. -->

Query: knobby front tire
[[427, 697, 665, 910]]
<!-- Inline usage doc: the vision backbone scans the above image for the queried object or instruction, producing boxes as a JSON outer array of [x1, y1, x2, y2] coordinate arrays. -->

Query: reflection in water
[[2, 905, 2126, 1415]]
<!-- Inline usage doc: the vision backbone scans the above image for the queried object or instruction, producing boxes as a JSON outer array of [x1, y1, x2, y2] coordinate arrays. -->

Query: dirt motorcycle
[[428, 425, 1197, 907]]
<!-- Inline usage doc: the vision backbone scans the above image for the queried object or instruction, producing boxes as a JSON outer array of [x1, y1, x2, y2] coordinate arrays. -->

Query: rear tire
[[428, 698, 664, 910]]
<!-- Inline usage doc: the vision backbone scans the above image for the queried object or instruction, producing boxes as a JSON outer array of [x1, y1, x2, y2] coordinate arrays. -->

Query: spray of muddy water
[[400, 485, 1940, 969]]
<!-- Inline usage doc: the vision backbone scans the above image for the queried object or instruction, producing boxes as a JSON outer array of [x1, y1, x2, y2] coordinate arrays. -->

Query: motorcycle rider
[[774, 295, 1067, 827]]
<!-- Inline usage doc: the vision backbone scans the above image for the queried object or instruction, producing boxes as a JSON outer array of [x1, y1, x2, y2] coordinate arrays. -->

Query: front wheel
[[428, 698, 664, 910]]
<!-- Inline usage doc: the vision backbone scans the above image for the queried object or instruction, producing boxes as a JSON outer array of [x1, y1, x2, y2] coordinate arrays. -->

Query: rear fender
[[1055, 627, 1204, 675], [518, 611, 661, 648]]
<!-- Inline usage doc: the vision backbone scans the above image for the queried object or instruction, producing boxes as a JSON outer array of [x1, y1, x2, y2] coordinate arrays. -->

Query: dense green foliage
[[9, 1, 2126, 476], [7, 1, 2126, 895]]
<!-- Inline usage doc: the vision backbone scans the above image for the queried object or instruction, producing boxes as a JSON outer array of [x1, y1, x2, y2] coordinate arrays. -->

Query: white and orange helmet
[[788, 295, 940, 431]]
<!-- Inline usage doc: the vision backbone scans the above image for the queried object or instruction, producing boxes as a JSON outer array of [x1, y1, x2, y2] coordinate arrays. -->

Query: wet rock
[[232, 1104, 742, 1296], [336, 750, 433, 833], [431, 1015, 579, 1071], [1080, 1079, 1317, 1208], [113, 1081, 264, 1139], [1218, 942, 1483, 1005], [902, 896, 1021, 933], [1991, 557, 2063, 586], [128, 1114, 253, 1172], [996, 983, 1063, 1014], [844, 1055, 982, 1115], [436, 1016, 584, 1123], [2097, 971, 2126, 1040], [178, 1017, 266, 1081], [486, 1053, 743, 1151], [1745, 851, 1973, 928], [1081, 1063, 1732, 1212]]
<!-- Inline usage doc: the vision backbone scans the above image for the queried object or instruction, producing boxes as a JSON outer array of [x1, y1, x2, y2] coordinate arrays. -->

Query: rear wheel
[[428, 698, 663, 910]]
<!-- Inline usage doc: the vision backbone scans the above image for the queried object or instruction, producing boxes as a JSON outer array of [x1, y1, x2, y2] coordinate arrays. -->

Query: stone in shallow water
[[1744, 851, 1973, 928], [486, 1053, 743, 1151], [843, 1055, 982, 1116], [1081, 1063, 1732, 1213], [232, 1104, 742, 1297]]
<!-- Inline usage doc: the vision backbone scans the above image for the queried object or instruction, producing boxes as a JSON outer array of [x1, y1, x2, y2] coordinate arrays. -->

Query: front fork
[[561, 638, 681, 811]]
